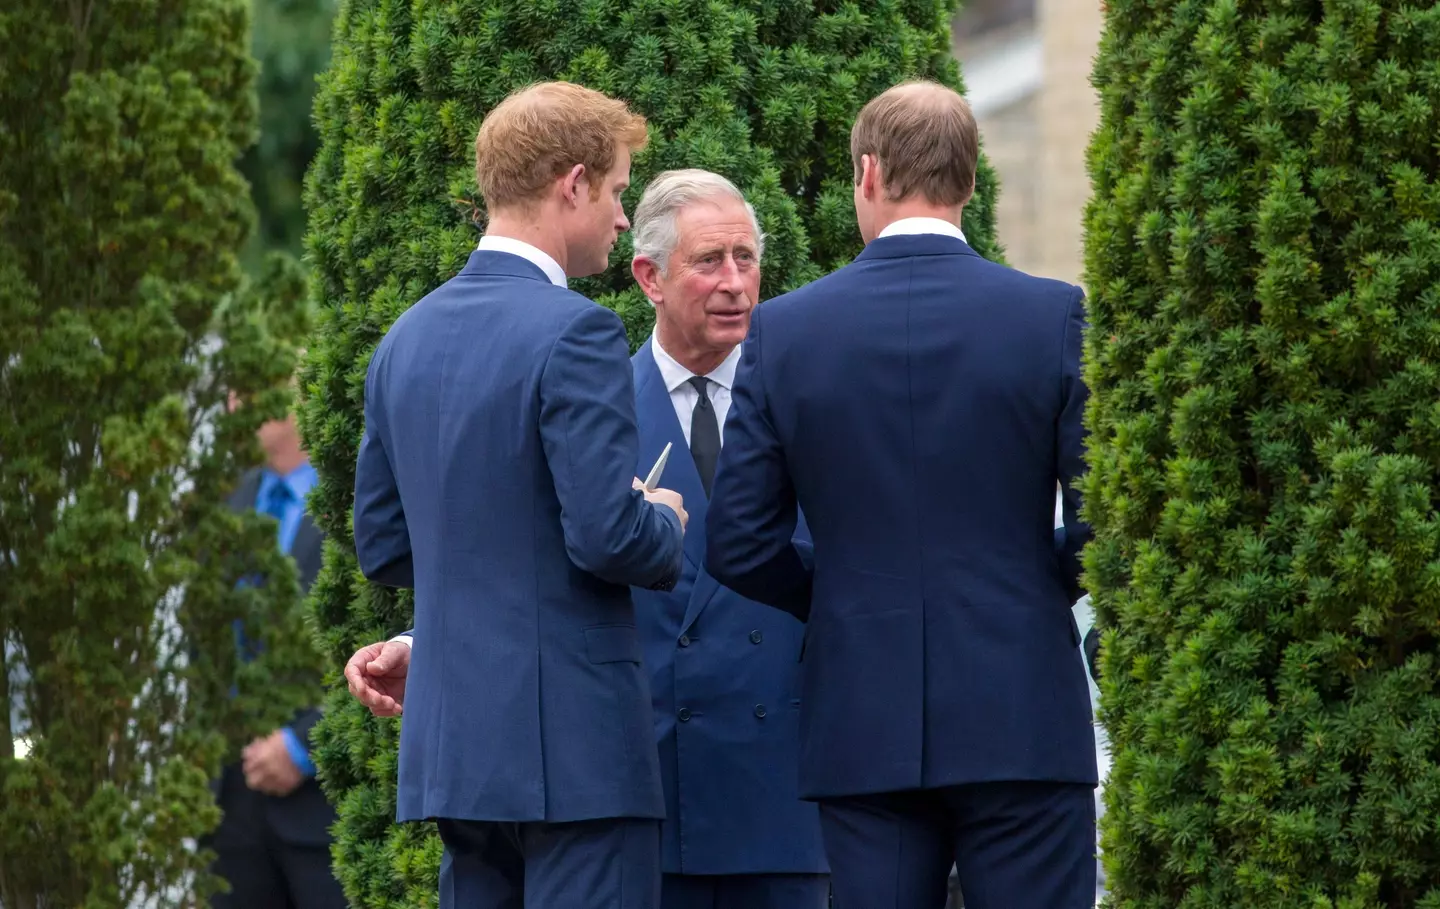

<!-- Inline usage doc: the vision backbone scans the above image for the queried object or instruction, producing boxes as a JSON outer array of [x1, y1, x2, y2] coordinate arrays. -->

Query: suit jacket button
[[754, 704, 767, 718], [678, 634, 691, 647], [749, 630, 763, 644], [678, 707, 692, 722]]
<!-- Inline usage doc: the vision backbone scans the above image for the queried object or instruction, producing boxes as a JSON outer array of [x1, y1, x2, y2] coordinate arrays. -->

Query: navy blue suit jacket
[[354, 250, 684, 824], [705, 233, 1098, 800], [630, 340, 827, 876]]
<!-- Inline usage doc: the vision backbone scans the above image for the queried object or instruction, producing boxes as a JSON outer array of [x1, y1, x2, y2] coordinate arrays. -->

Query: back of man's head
[[850, 80, 978, 208], [474, 81, 648, 211]]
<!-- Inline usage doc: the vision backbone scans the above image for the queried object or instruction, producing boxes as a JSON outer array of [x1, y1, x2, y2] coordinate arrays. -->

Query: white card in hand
[[643, 442, 672, 491]]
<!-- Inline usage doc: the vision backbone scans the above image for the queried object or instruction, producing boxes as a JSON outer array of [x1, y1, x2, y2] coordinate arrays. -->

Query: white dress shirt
[[476, 235, 567, 287], [877, 216, 967, 243], [650, 334, 741, 446]]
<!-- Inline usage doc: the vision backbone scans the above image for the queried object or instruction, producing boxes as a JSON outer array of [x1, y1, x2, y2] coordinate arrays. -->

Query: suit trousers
[[660, 872, 829, 909], [437, 816, 661, 909], [817, 781, 1095, 909], [206, 764, 347, 909]]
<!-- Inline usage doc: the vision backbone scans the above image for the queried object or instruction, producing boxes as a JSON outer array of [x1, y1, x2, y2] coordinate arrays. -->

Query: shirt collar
[[650, 333, 741, 394], [261, 460, 318, 503], [477, 235, 567, 288], [877, 217, 967, 243]]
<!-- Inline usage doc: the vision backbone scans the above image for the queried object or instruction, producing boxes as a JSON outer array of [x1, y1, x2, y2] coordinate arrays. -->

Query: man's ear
[[631, 256, 664, 304], [860, 154, 881, 201], [631, 256, 664, 303], [559, 163, 586, 206]]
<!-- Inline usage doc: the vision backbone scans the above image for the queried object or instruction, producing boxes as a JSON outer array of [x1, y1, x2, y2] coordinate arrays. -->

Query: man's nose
[[717, 255, 745, 292]]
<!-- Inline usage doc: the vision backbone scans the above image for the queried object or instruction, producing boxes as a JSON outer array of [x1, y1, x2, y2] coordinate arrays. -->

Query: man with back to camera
[[705, 80, 1099, 909], [346, 168, 832, 909], [348, 81, 689, 909]]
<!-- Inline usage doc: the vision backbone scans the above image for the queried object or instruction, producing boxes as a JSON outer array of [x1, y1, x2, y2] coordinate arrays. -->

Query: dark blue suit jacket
[[705, 233, 1097, 800], [354, 250, 685, 824], [630, 340, 827, 876]]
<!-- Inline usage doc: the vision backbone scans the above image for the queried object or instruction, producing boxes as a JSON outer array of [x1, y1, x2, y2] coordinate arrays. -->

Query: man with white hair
[[624, 168, 829, 909]]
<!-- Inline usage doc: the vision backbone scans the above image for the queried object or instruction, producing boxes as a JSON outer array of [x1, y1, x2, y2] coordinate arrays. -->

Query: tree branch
[[68, 0, 95, 73]]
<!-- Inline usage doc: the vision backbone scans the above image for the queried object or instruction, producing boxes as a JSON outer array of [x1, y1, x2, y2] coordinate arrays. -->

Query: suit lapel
[[632, 340, 728, 634], [228, 469, 262, 514], [291, 514, 324, 592], [226, 467, 324, 591], [633, 340, 708, 572]]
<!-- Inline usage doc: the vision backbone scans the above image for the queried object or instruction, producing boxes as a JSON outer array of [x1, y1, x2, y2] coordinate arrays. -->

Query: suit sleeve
[[353, 354, 415, 588], [1057, 288, 1092, 604], [704, 306, 812, 621], [539, 306, 683, 590]]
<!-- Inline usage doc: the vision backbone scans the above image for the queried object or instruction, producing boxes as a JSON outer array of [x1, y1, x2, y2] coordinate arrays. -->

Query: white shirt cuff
[[390, 634, 413, 648]]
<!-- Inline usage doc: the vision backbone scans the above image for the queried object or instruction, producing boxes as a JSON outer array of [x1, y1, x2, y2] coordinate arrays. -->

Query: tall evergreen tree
[[0, 1, 321, 905], [1084, 2, 1440, 906], [299, 0, 999, 902], [240, 0, 340, 271]]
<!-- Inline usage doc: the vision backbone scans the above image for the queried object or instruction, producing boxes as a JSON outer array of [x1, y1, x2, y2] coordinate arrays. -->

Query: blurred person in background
[[208, 381, 345, 909]]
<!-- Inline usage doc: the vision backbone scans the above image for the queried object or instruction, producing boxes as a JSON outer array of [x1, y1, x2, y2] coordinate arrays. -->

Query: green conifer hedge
[[299, 1, 999, 902], [0, 1, 321, 905], [1084, 2, 1440, 905]]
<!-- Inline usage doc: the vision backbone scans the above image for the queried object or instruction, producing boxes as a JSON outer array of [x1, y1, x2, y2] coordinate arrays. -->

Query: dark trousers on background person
[[661, 872, 830, 909], [206, 763, 348, 909], [437, 816, 662, 909], [818, 781, 1095, 909]]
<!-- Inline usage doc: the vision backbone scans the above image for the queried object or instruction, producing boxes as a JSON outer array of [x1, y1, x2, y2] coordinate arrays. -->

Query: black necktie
[[687, 376, 720, 497]]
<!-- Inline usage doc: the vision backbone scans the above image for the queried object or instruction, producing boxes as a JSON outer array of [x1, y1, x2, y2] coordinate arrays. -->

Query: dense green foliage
[[0, 1, 320, 905], [299, 1, 999, 903], [1084, 2, 1440, 906], [240, 0, 340, 270]]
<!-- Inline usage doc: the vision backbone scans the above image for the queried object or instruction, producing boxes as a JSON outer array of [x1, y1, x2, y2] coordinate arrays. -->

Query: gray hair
[[632, 168, 765, 275]]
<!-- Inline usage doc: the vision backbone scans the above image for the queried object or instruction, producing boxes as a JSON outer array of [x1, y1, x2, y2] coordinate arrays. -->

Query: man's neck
[[265, 448, 308, 477], [485, 211, 571, 276], [655, 322, 730, 377], [870, 202, 966, 238]]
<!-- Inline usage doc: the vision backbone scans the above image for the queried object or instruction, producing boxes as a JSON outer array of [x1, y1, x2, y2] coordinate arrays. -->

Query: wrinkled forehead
[[674, 198, 758, 251]]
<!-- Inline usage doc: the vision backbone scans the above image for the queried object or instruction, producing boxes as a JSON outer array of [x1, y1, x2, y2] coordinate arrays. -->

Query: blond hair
[[850, 80, 979, 207], [474, 81, 648, 209]]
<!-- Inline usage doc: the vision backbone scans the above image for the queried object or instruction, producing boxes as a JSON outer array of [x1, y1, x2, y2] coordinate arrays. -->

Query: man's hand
[[643, 486, 688, 531], [344, 639, 411, 717], [242, 731, 304, 797]]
